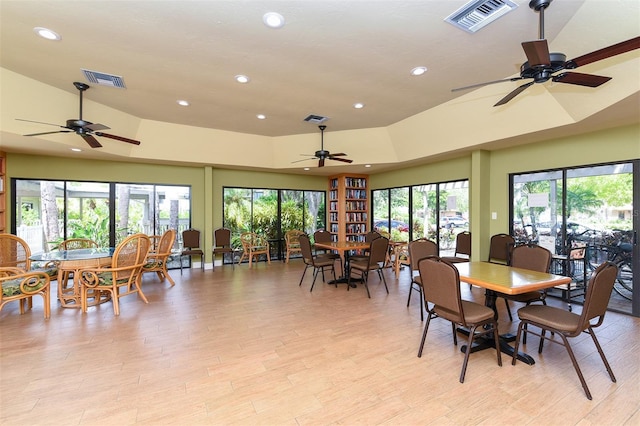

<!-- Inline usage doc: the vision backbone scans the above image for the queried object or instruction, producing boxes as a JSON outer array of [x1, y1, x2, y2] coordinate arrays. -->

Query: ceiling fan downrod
[[529, 0, 552, 40]]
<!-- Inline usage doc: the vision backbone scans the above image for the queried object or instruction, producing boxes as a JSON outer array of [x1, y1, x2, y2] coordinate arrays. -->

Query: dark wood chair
[[212, 228, 234, 270], [312, 229, 342, 272], [181, 229, 204, 273], [347, 236, 389, 298], [487, 233, 515, 264], [441, 231, 471, 263]]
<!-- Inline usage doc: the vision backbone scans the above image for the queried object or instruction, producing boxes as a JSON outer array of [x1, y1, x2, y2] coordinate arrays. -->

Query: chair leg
[[587, 327, 617, 383], [417, 313, 433, 357], [299, 264, 309, 286], [559, 333, 593, 400], [419, 287, 424, 321], [379, 268, 388, 294], [363, 271, 371, 298], [310, 268, 319, 292], [407, 283, 413, 307], [460, 324, 477, 383]]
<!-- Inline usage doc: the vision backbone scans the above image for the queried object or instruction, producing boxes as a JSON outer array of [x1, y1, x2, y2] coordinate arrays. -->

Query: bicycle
[[604, 241, 633, 300]]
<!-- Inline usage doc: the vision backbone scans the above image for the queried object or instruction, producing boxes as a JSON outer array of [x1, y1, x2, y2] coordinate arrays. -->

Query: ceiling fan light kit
[[17, 82, 141, 148], [451, 0, 640, 106]]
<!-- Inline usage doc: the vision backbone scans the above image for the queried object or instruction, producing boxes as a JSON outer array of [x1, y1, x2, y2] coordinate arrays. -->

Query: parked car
[[440, 216, 468, 228], [373, 220, 409, 232]]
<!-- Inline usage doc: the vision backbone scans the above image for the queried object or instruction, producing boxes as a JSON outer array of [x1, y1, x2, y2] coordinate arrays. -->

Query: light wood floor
[[1, 260, 639, 425]]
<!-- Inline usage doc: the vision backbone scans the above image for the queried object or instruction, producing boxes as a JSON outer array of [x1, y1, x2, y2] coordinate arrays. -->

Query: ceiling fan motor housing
[[520, 52, 566, 82]]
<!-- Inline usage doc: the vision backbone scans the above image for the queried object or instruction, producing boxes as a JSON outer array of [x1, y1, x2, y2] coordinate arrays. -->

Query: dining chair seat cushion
[[517, 304, 581, 333], [31, 265, 58, 278], [95, 272, 132, 286], [143, 259, 166, 269], [435, 300, 494, 324], [2, 276, 48, 296], [311, 256, 335, 268]]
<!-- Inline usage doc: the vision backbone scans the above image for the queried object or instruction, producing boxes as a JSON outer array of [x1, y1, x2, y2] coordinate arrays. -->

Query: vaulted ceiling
[[1, 0, 638, 174]]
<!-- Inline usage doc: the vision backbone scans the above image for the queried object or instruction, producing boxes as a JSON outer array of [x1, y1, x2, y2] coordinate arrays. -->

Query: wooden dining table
[[313, 240, 370, 284], [30, 248, 114, 308], [454, 261, 571, 365]]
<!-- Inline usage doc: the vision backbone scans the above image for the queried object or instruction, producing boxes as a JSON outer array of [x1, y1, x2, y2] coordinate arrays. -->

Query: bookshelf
[[328, 173, 368, 242], [0, 151, 5, 233]]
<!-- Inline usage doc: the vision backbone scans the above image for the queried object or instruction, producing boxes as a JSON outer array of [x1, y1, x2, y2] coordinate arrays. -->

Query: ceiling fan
[[452, 0, 640, 107], [293, 125, 353, 167], [16, 81, 141, 148]]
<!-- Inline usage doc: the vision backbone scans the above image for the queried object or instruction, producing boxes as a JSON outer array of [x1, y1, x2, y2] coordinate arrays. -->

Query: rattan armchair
[[0, 267, 51, 319], [284, 230, 304, 263], [143, 229, 176, 286], [78, 233, 151, 316], [238, 232, 271, 267]]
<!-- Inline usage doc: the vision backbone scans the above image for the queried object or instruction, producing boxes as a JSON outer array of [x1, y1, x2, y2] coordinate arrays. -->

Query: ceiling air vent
[[81, 69, 126, 88], [303, 114, 329, 124], [445, 0, 518, 33]]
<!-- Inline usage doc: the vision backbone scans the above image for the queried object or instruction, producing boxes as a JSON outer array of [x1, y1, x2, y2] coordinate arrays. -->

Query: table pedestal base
[[457, 328, 535, 365]]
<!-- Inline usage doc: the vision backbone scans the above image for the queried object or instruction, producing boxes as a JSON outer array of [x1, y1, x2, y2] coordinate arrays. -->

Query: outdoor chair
[[143, 229, 177, 286], [512, 262, 618, 400], [298, 234, 336, 292], [417, 256, 502, 383], [78, 233, 151, 316]]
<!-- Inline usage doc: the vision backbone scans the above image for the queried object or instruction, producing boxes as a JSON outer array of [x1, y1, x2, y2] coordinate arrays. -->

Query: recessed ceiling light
[[71, 148, 82, 152], [353, 103, 365, 109], [177, 100, 190, 106], [256, 114, 266, 120], [235, 75, 250, 83], [304, 167, 310, 171], [33, 27, 61, 41], [410, 66, 427, 76], [364, 164, 372, 168], [263, 12, 285, 28]]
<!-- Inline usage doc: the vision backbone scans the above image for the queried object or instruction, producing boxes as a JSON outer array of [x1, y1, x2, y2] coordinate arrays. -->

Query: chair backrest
[[488, 233, 515, 264], [454, 231, 472, 257], [214, 228, 231, 248], [182, 229, 201, 249], [298, 234, 313, 262], [365, 231, 381, 243], [409, 239, 438, 271], [313, 229, 332, 244], [418, 256, 465, 325], [0, 233, 31, 270], [510, 243, 551, 273], [157, 229, 176, 255], [60, 238, 98, 250], [285, 230, 303, 247], [577, 262, 618, 332], [368, 236, 389, 266], [112, 233, 151, 280]]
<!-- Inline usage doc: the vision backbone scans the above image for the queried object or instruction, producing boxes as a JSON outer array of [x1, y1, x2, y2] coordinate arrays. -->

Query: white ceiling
[[0, 0, 639, 170]]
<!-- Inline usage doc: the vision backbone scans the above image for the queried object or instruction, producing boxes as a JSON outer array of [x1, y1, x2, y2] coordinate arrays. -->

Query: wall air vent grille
[[81, 69, 126, 88], [445, 0, 518, 33]]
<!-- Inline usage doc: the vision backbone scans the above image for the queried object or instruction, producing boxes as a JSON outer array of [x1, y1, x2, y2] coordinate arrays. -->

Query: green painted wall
[[5, 123, 638, 262]]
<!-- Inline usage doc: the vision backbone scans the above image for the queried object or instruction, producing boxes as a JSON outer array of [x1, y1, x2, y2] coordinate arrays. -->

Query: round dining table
[[30, 248, 114, 308]]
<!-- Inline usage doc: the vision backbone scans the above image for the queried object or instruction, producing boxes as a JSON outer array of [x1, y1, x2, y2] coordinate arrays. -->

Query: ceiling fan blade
[[24, 130, 73, 137], [565, 36, 640, 69], [94, 132, 141, 145], [328, 153, 347, 157], [329, 157, 353, 164], [552, 72, 611, 87], [522, 40, 551, 67], [291, 157, 314, 164], [16, 118, 65, 127], [494, 81, 535, 107], [318, 158, 325, 167], [81, 134, 103, 148], [452, 76, 527, 92], [84, 123, 110, 131]]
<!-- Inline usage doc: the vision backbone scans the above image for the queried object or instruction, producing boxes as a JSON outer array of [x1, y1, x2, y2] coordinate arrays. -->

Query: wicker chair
[[0, 267, 51, 319], [143, 229, 176, 286], [284, 230, 304, 263], [59, 238, 98, 250], [78, 233, 151, 316], [238, 232, 271, 267]]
